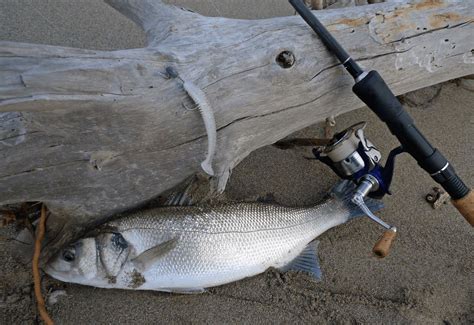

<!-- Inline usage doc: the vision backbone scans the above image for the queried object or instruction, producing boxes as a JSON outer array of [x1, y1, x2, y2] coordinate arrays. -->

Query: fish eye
[[62, 248, 76, 262]]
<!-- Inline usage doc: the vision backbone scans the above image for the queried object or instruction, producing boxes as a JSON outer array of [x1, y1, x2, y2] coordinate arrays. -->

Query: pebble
[[47, 289, 67, 306], [400, 84, 442, 107], [21, 285, 31, 294], [458, 78, 474, 92], [6, 294, 21, 304]]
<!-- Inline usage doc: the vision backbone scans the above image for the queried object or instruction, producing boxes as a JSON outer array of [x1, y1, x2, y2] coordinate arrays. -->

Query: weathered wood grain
[[0, 0, 473, 243]]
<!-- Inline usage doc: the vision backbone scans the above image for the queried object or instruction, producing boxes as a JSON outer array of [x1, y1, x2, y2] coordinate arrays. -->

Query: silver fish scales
[[45, 181, 382, 293]]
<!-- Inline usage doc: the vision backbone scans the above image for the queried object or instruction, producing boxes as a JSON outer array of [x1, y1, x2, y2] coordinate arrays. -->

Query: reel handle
[[452, 190, 474, 226], [373, 228, 397, 258]]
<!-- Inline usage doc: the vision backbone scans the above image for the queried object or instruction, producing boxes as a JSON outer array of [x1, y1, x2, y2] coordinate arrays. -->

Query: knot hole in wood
[[276, 51, 296, 69]]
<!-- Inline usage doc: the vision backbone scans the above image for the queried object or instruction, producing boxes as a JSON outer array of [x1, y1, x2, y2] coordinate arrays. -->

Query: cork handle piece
[[373, 228, 397, 258], [452, 190, 474, 226]]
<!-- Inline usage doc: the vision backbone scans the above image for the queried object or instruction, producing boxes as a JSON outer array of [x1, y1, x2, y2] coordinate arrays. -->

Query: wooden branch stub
[[104, 0, 191, 44]]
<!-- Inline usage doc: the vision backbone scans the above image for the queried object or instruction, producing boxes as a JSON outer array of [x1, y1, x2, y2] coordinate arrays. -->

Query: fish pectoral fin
[[279, 240, 322, 280], [131, 238, 178, 272]]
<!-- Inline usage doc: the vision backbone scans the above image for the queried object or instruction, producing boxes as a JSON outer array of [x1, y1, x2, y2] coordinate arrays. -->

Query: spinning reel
[[313, 122, 403, 256]]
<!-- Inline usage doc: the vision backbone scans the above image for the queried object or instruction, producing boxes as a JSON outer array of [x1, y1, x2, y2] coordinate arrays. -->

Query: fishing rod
[[289, 0, 473, 254]]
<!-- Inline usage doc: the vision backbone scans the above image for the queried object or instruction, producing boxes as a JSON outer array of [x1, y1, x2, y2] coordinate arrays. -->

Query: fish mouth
[[42, 264, 57, 276], [43, 265, 71, 283], [43, 264, 67, 280]]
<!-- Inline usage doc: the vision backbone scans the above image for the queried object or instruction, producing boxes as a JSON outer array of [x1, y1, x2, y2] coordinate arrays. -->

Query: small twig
[[324, 116, 336, 139], [0, 211, 16, 227], [32, 204, 54, 325]]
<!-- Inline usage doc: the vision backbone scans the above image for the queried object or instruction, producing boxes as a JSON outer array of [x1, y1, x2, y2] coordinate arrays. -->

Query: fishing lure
[[182, 81, 216, 176], [166, 67, 216, 176]]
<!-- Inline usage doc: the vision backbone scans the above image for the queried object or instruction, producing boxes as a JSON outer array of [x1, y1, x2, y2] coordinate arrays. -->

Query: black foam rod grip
[[352, 71, 469, 200]]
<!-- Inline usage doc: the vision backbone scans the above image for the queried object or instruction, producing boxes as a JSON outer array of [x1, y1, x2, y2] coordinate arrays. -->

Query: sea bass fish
[[45, 181, 382, 293]]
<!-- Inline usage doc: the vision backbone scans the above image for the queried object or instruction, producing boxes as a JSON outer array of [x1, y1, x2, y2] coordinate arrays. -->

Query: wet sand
[[1, 1, 473, 324]]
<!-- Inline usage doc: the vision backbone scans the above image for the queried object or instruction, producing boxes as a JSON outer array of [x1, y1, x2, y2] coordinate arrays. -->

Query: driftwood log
[[1, 0, 473, 252]]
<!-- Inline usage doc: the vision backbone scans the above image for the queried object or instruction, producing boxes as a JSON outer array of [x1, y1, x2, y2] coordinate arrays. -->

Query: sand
[[1, 1, 473, 324]]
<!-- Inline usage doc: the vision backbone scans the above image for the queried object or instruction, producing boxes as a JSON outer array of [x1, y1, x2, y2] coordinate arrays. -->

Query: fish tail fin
[[330, 180, 384, 219]]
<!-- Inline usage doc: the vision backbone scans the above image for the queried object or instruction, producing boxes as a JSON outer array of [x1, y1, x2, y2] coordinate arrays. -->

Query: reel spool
[[314, 122, 403, 257]]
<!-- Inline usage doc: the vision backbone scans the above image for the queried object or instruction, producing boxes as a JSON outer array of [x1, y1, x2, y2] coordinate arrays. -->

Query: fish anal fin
[[132, 238, 177, 272], [162, 288, 207, 294], [280, 240, 322, 280]]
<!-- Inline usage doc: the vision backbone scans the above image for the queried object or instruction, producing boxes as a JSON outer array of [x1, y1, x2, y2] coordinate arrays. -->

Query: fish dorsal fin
[[257, 192, 277, 204], [280, 240, 322, 280], [162, 175, 216, 207], [132, 238, 177, 272], [164, 190, 194, 206]]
